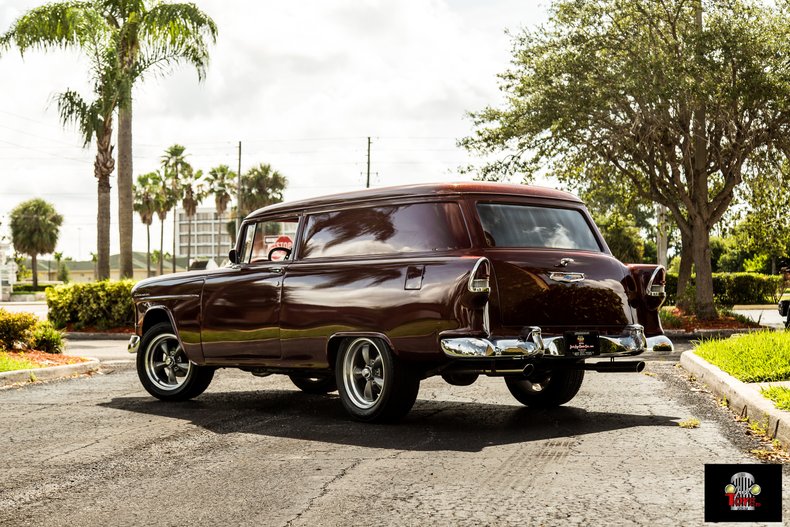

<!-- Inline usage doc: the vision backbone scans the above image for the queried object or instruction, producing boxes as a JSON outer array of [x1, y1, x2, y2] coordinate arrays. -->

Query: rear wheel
[[505, 369, 584, 408], [289, 375, 337, 394], [136, 322, 214, 401], [336, 337, 419, 422]]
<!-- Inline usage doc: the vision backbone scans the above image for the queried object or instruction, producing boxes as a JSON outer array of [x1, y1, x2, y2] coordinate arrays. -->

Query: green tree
[[227, 163, 287, 242], [134, 172, 158, 277], [239, 163, 287, 216], [161, 144, 190, 272], [205, 164, 237, 261], [462, 0, 790, 319], [2, 0, 217, 279], [9, 199, 63, 288], [732, 161, 790, 274], [595, 214, 645, 263]]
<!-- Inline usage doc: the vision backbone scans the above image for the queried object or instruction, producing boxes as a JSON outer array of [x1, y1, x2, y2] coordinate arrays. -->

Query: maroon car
[[128, 182, 672, 422]]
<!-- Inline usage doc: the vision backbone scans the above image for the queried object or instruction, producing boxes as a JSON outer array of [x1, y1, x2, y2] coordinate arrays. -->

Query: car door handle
[[268, 267, 284, 274]]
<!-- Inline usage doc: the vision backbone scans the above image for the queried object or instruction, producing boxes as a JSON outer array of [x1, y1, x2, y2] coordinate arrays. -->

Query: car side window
[[240, 218, 299, 264], [300, 202, 470, 259]]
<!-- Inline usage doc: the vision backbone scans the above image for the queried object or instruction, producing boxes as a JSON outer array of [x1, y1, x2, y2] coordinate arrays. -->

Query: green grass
[[695, 332, 790, 382], [761, 386, 790, 411], [0, 352, 41, 373]]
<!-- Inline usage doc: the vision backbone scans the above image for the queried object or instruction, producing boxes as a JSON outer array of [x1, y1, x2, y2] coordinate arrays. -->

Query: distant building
[[177, 207, 235, 262]]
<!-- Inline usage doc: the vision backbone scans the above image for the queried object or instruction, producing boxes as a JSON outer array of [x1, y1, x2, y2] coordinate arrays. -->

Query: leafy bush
[[0, 309, 38, 350], [665, 272, 785, 306], [29, 321, 64, 353], [46, 280, 135, 330], [0, 309, 62, 353]]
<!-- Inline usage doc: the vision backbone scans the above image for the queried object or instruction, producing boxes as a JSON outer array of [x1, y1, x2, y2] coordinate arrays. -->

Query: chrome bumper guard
[[441, 324, 674, 359], [128, 335, 140, 354]]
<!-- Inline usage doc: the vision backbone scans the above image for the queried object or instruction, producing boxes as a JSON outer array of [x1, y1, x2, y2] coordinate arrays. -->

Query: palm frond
[[2, 2, 105, 55]]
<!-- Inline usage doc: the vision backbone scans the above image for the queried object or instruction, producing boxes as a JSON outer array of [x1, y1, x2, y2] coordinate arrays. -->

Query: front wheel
[[336, 337, 419, 422], [136, 322, 214, 401], [505, 369, 584, 408]]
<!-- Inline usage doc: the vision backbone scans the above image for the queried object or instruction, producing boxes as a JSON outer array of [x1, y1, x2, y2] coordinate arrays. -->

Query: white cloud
[[0, 0, 548, 261]]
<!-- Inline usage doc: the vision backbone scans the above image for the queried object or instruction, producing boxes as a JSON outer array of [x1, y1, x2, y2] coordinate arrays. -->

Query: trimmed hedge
[[666, 272, 786, 306], [12, 284, 53, 293], [0, 308, 63, 353], [46, 280, 135, 330]]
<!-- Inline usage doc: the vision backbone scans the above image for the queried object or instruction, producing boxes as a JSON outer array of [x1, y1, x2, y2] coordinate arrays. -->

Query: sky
[[0, 0, 550, 261]]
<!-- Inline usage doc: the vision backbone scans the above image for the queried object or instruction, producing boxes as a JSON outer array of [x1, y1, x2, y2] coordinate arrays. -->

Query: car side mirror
[[228, 249, 239, 264]]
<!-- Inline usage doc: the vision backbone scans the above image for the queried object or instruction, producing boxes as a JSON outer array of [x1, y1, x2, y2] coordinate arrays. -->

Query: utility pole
[[366, 137, 371, 188], [236, 141, 242, 234]]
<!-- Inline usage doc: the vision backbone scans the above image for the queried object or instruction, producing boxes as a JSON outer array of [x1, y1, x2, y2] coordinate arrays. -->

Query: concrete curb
[[680, 350, 790, 449], [0, 358, 101, 387], [64, 332, 132, 341]]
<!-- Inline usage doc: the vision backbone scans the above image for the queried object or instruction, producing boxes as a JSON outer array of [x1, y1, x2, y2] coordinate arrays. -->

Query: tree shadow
[[101, 390, 680, 453]]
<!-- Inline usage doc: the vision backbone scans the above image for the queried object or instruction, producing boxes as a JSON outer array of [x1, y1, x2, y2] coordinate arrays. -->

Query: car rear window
[[476, 203, 601, 251], [300, 202, 470, 259]]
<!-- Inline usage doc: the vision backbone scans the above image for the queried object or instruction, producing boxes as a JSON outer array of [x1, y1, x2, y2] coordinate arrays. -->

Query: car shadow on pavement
[[101, 390, 680, 453]]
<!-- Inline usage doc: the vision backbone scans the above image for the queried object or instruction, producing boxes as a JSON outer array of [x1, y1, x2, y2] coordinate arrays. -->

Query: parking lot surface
[[2, 357, 788, 526]]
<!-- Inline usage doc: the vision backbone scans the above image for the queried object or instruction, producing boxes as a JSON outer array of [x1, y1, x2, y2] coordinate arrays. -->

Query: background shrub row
[[665, 272, 786, 306], [46, 280, 135, 330]]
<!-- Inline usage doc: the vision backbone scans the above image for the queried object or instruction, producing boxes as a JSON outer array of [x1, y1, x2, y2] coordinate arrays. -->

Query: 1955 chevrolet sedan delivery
[[128, 182, 673, 422]]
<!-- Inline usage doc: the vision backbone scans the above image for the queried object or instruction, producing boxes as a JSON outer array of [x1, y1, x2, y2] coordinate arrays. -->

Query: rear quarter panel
[[279, 256, 487, 366]]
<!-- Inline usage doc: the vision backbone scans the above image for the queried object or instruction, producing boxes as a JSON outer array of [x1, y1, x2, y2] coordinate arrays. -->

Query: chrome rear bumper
[[441, 324, 674, 359]]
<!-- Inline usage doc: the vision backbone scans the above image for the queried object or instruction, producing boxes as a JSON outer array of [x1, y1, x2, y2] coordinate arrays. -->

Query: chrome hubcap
[[342, 338, 386, 410], [145, 333, 193, 392]]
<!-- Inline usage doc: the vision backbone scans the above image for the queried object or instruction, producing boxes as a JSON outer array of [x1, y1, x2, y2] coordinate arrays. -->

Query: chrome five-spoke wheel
[[145, 332, 193, 392], [335, 337, 420, 422], [341, 338, 386, 409], [136, 322, 214, 401]]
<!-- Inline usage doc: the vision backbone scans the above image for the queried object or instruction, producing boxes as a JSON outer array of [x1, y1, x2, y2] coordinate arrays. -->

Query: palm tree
[[180, 168, 206, 268], [2, 1, 217, 279], [161, 144, 190, 272], [205, 165, 237, 261], [134, 172, 158, 277], [239, 163, 288, 216], [150, 171, 178, 276], [9, 199, 63, 288]]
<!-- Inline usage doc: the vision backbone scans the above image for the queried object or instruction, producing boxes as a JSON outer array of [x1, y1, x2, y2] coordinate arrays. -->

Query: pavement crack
[[283, 458, 363, 526]]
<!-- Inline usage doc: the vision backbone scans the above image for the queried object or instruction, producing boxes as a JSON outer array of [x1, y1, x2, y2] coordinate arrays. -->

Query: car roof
[[247, 181, 581, 219]]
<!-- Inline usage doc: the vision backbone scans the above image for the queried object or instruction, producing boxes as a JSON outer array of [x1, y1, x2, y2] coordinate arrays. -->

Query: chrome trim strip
[[140, 294, 200, 302], [128, 335, 141, 354]]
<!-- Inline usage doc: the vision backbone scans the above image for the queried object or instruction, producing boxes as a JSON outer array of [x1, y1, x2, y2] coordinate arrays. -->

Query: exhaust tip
[[635, 361, 646, 373], [522, 363, 535, 377]]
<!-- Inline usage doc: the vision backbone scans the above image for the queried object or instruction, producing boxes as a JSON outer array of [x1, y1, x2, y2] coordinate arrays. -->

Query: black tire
[[505, 369, 584, 408], [289, 375, 337, 394], [335, 337, 419, 422], [786, 314, 790, 330], [136, 322, 215, 401]]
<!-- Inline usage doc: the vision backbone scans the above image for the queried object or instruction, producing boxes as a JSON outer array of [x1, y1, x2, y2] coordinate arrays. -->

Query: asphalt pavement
[[1, 356, 788, 526]]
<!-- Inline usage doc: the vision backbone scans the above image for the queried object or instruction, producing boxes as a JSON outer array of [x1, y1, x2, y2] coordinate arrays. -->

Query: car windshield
[[476, 203, 601, 251]]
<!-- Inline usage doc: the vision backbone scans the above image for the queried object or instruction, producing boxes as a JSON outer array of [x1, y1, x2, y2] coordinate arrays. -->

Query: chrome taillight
[[468, 257, 491, 293], [646, 266, 666, 297]]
